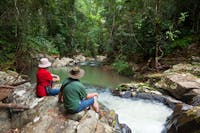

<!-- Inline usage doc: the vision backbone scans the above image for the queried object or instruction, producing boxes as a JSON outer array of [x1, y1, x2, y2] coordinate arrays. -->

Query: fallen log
[[0, 103, 29, 110], [9, 80, 31, 86], [0, 85, 15, 89]]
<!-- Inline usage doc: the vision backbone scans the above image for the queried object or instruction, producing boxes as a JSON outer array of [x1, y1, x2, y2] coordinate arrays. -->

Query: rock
[[0, 109, 11, 133], [0, 70, 25, 85], [73, 55, 86, 63], [165, 63, 200, 77], [135, 92, 182, 109], [52, 57, 73, 67], [165, 104, 200, 133], [77, 110, 98, 133], [145, 73, 165, 83], [114, 82, 162, 98], [85, 57, 95, 62], [2, 86, 129, 133], [13, 96, 114, 133], [112, 82, 182, 109], [131, 91, 137, 96], [96, 55, 106, 62], [95, 122, 114, 133], [66, 111, 85, 121], [120, 123, 132, 133], [120, 91, 132, 98], [191, 96, 200, 106], [191, 56, 200, 62], [156, 73, 200, 104]]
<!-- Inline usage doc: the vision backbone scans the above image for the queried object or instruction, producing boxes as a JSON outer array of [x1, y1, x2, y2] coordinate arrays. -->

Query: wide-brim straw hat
[[38, 58, 52, 68], [68, 66, 85, 79]]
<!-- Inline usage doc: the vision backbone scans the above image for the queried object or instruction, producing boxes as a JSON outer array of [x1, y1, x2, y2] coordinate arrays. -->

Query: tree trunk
[[155, 0, 161, 71]]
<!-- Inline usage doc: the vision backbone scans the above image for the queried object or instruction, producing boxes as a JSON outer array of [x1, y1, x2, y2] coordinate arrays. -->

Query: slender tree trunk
[[14, 0, 19, 38], [155, 0, 161, 71], [107, 1, 116, 60], [109, 3, 115, 48]]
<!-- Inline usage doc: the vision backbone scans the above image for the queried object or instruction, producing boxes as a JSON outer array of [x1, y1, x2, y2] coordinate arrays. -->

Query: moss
[[111, 120, 117, 127], [115, 82, 160, 92], [107, 110, 118, 128], [195, 117, 200, 124], [186, 107, 200, 124], [115, 86, 129, 91], [191, 62, 200, 66], [186, 109, 197, 117], [137, 83, 157, 91]]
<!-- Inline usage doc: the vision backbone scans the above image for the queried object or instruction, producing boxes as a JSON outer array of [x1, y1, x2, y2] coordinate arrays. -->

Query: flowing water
[[41, 66, 172, 133], [96, 90, 172, 133]]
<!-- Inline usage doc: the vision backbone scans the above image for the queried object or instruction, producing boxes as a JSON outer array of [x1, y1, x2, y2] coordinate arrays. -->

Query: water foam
[[98, 91, 173, 133]]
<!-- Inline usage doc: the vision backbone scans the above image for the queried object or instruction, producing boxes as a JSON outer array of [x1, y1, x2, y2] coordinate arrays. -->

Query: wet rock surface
[[164, 104, 200, 133], [112, 82, 182, 109]]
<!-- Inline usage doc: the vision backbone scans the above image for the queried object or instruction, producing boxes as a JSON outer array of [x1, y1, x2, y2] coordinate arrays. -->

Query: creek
[[50, 66, 173, 133]]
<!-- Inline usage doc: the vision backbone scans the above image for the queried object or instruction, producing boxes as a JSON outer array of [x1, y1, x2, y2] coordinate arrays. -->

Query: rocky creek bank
[[0, 70, 131, 133]]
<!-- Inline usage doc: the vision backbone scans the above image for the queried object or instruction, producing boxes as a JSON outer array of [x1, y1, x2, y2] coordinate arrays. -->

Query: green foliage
[[164, 36, 193, 54], [178, 12, 189, 24], [112, 58, 133, 76], [172, 37, 192, 49], [1, 0, 200, 71], [27, 36, 58, 54], [54, 34, 66, 56], [166, 28, 181, 41]]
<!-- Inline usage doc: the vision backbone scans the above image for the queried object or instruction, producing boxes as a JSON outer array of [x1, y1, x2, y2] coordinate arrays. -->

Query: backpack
[[58, 80, 74, 103]]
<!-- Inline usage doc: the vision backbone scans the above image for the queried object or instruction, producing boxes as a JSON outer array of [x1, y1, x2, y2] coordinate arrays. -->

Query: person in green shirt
[[59, 66, 100, 114]]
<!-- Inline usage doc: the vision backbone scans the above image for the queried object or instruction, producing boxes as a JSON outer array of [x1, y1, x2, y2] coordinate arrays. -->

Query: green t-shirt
[[62, 78, 87, 113]]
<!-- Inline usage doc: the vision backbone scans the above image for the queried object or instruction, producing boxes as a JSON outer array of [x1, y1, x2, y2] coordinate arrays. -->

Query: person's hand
[[87, 93, 99, 99], [93, 92, 98, 97], [52, 74, 60, 82]]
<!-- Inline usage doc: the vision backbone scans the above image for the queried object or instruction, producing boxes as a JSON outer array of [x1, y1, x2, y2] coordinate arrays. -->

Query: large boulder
[[112, 82, 181, 109], [169, 63, 200, 76], [156, 73, 200, 104], [8, 88, 121, 133], [113, 82, 162, 98], [164, 103, 200, 133]]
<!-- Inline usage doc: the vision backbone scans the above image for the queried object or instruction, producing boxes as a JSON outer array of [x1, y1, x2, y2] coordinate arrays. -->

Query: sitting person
[[36, 58, 60, 97], [59, 66, 100, 115]]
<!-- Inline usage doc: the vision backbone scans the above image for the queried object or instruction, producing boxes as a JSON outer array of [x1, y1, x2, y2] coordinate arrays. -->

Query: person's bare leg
[[92, 96, 99, 113]]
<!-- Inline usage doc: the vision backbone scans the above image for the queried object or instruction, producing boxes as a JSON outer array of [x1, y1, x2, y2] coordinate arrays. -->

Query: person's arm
[[86, 93, 98, 99]]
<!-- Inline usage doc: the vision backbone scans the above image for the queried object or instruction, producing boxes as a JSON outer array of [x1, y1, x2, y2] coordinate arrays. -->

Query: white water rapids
[[97, 90, 173, 133]]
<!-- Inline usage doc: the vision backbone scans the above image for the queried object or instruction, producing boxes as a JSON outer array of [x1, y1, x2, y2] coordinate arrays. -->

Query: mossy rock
[[165, 104, 200, 133]]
